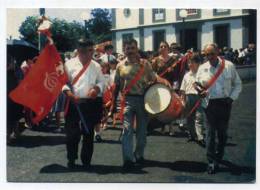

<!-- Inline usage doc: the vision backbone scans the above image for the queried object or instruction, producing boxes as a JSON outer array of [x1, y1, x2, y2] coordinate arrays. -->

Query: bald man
[[196, 43, 242, 174]]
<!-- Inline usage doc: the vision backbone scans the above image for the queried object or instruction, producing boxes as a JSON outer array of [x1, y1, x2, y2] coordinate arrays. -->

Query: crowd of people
[[219, 43, 256, 65], [7, 36, 245, 174]]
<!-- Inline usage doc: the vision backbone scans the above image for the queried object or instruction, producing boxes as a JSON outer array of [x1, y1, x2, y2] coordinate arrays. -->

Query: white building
[[111, 9, 256, 54]]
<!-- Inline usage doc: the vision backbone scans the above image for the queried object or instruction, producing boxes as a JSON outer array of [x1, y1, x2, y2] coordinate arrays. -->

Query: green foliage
[[87, 9, 112, 43], [19, 9, 112, 51], [19, 16, 39, 46], [51, 19, 85, 52], [19, 17, 85, 52]]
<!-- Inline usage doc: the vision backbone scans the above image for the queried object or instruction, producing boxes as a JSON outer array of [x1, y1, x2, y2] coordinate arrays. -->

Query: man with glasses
[[62, 38, 105, 170], [196, 43, 242, 174]]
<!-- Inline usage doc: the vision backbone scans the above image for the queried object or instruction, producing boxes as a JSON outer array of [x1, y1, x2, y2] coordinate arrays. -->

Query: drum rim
[[144, 83, 173, 115]]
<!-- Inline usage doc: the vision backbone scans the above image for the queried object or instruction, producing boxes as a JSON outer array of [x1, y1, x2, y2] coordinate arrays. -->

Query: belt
[[77, 97, 102, 104], [209, 97, 230, 103]]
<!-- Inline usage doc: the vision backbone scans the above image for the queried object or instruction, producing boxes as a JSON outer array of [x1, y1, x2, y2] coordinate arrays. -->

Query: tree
[[19, 16, 39, 46], [51, 19, 85, 52], [18, 9, 113, 50], [87, 9, 112, 43], [19, 17, 85, 52]]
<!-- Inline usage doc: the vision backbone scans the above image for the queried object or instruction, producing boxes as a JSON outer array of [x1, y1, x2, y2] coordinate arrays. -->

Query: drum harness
[[187, 57, 226, 117], [159, 52, 192, 78]]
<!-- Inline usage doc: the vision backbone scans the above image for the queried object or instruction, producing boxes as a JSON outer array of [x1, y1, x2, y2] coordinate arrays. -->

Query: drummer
[[151, 41, 178, 135], [110, 39, 170, 171]]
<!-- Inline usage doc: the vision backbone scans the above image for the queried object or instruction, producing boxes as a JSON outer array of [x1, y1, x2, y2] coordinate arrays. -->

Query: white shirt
[[103, 74, 111, 89], [100, 53, 116, 63], [180, 71, 198, 95], [62, 56, 105, 98], [110, 69, 116, 84], [196, 57, 242, 105]]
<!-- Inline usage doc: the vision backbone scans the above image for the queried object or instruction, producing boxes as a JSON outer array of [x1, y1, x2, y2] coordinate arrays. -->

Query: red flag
[[9, 43, 68, 124]]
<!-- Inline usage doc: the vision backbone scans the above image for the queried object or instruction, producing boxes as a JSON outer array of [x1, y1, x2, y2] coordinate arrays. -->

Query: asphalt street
[[7, 81, 256, 183]]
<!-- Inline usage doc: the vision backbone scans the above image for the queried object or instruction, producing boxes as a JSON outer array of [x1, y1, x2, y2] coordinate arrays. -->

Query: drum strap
[[119, 63, 145, 122], [187, 57, 225, 117], [64, 62, 91, 116], [159, 52, 192, 78]]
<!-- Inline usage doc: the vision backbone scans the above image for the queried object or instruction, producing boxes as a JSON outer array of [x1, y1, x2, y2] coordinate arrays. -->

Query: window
[[186, 9, 198, 16], [123, 9, 131, 17], [153, 30, 166, 51], [213, 9, 230, 16], [153, 9, 166, 22], [214, 24, 229, 48]]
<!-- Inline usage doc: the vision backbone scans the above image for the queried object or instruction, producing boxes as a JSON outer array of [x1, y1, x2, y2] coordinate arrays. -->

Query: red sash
[[187, 57, 225, 117], [119, 62, 145, 122], [64, 62, 91, 116], [159, 52, 192, 78]]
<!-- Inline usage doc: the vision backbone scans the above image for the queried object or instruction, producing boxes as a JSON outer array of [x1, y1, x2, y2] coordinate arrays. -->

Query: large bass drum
[[144, 83, 184, 122]]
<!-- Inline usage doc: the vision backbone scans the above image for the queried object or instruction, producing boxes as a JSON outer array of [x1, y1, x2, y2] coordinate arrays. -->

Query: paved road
[[7, 81, 256, 183]]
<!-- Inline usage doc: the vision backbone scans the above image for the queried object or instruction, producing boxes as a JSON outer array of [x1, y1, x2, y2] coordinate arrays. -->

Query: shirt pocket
[[223, 70, 232, 96]]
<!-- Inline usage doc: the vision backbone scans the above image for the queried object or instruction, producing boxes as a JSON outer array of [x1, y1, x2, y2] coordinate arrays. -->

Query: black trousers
[[65, 97, 102, 165], [205, 98, 232, 163]]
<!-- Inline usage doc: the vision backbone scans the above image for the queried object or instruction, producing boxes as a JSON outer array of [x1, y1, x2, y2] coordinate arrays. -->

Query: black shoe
[[187, 137, 196, 142], [82, 163, 91, 171], [95, 134, 102, 142], [122, 161, 135, 172], [67, 160, 76, 169], [197, 139, 206, 148], [135, 157, 145, 165]]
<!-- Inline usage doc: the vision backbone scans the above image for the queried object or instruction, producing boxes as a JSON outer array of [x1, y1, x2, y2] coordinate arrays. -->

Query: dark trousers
[[205, 98, 232, 163], [65, 97, 102, 165]]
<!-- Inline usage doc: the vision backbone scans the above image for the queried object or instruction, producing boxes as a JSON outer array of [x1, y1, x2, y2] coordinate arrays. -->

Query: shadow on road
[[141, 159, 255, 175], [39, 159, 255, 177], [139, 160, 207, 173], [218, 160, 255, 176], [96, 139, 121, 144], [7, 135, 66, 148], [40, 163, 147, 174]]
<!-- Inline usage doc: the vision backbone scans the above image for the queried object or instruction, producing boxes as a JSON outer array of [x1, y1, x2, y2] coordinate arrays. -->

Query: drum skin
[[144, 83, 184, 122]]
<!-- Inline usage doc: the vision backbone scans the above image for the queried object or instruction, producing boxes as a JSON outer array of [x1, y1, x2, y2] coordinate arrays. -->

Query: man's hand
[[156, 76, 171, 88], [199, 90, 208, 98], [66, 90, 79, 103], [87, 86, 100, 99]]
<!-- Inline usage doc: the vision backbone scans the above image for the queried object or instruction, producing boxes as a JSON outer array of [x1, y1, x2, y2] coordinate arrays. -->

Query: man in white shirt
[[196, 43, 242, 174], [62, 39, 105, 170]]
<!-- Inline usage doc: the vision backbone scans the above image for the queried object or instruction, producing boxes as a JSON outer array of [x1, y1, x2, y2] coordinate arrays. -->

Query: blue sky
[[7, 8, 92, 39]]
